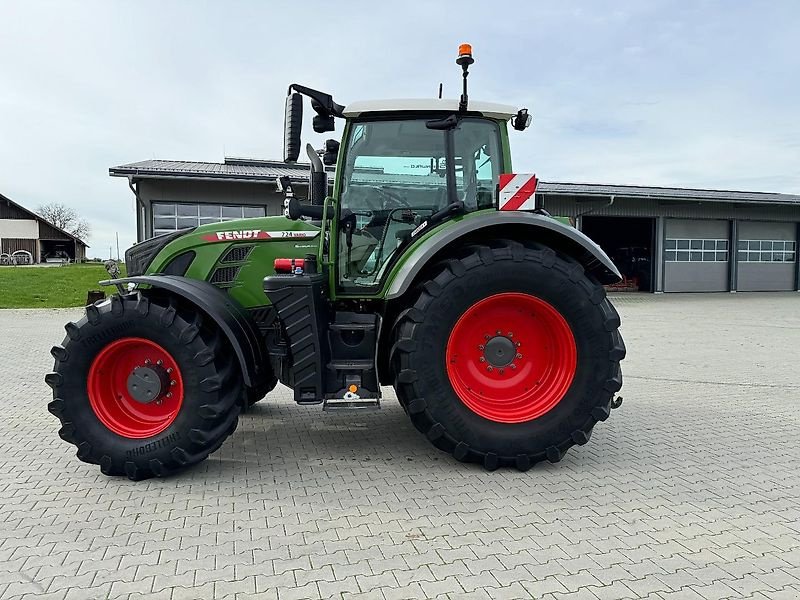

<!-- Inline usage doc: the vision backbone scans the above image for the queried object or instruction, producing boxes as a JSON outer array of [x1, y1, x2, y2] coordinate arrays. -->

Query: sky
[[1, 0, 799, 257]]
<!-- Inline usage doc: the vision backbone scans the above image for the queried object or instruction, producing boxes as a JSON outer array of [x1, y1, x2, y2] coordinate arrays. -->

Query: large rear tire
[[390, 239, 625, 470], [46, 293, 242, 480]]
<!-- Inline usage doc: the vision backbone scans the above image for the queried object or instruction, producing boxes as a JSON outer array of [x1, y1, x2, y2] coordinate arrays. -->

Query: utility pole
[[116, 232, 120, 261]]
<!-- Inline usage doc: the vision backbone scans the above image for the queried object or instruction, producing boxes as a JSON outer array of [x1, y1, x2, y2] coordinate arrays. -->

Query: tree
[[37, 203, 91, 241]]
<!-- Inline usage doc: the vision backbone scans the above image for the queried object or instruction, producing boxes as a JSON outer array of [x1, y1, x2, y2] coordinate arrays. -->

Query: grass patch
[[0, 263, 126, 309]]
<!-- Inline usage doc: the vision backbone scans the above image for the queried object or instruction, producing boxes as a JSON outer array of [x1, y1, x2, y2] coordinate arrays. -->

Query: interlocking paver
[[1, 294, 800, 599]]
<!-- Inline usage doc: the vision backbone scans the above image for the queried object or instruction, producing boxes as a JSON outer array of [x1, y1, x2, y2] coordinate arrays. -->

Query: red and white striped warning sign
[[498, 173, 539, 211]]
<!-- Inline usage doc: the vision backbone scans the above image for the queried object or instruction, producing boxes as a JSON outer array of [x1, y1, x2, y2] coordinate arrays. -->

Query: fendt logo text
[[207, 230, 266, 241], [200, 230, 320, 243]]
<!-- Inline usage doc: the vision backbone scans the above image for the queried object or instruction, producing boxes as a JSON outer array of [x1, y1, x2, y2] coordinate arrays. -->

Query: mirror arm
[[287, 83, 345, 118]]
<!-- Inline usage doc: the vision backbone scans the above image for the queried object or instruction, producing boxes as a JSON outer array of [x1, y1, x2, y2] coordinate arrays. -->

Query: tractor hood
[[124, 216, 321, 308]]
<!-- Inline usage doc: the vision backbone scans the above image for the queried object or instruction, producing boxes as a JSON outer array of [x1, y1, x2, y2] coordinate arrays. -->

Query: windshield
[[338, 117, 503, 289], [341, 118, 501, 213]]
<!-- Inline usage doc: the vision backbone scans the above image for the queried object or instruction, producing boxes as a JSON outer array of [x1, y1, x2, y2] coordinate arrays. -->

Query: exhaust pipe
[[306, 143, 327, 206]]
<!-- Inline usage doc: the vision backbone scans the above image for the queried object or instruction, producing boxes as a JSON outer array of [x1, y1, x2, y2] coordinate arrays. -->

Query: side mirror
[[284, 93, 303, 162]]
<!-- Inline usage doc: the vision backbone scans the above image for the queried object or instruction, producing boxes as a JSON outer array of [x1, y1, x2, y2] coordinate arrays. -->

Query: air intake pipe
[[306, 143, 327, 206]]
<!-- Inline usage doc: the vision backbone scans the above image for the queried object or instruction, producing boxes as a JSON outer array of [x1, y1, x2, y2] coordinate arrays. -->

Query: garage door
[[736, 221, 797, 291], [664, 219, 729, 292]]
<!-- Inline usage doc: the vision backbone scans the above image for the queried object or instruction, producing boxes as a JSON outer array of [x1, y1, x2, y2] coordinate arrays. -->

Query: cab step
[[323, 397, 381, 411]]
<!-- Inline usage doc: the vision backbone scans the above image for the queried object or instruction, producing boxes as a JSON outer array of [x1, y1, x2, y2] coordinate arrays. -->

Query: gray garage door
[[736, 221, 797, 291], [664, 219, 730, 292]]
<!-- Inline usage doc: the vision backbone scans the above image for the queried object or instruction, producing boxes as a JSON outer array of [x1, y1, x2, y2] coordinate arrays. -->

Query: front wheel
[[390, 240, 625, 470], [46, 293, 242, 480]]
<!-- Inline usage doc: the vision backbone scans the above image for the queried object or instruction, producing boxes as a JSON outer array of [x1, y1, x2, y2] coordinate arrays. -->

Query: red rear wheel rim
[[87, 337, 184, 439], [446, 293, 577, 423]]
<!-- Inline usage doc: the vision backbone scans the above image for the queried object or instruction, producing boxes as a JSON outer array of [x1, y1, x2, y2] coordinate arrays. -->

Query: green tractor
[[47, 46, 625, 480]]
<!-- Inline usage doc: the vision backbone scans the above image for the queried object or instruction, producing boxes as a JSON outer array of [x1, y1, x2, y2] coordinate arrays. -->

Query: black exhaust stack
[[306, 143, 327, 206]]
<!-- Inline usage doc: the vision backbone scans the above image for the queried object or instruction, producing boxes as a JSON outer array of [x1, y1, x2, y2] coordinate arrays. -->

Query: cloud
[[1, 0, 798, 256]]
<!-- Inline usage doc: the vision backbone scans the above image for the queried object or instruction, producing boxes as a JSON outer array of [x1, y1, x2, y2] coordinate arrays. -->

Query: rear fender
[[385, 211, 622, 299], [101, 275, 269, 388]]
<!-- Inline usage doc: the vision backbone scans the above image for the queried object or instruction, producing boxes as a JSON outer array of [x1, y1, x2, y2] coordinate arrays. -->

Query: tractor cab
[[281, 44, 532, 292], [336, 102, 511, 289]]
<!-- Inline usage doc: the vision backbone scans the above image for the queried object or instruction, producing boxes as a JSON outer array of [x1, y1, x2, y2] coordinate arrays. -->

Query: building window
[[736, 240, 797, 263], [152, 203, 266, 236], [664, 239, 728, 262]]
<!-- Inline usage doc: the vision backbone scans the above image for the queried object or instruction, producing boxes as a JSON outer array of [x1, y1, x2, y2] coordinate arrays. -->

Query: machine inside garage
[[581, 216, 655, 292]]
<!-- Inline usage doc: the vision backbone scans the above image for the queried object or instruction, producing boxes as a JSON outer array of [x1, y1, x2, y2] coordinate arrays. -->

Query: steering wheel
[[365, 186, 411, 211]]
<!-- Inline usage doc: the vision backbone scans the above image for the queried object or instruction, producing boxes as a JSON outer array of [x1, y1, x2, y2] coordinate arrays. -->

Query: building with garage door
[[110, 157, 800, 293], [0, 193, 88, 263]]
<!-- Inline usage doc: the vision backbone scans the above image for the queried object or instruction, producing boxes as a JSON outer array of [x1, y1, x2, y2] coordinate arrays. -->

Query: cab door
[[335, 116, 503, 294]]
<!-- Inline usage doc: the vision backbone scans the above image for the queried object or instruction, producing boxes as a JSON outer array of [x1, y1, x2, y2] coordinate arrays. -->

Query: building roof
[[342, 99, 518, 120], [110, 158, 800, 206], [539, 181, 800, 206], [110, 158, 322, 184], [0, 192, 89, 246]]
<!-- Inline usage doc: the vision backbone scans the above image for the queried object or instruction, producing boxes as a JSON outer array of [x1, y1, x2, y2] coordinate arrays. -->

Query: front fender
[[101, 275, 268, 388], [385, 211, 622, 299]]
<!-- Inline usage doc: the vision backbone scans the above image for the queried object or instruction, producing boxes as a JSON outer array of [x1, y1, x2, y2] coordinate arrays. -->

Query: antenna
[[438, 83, 443, 99]]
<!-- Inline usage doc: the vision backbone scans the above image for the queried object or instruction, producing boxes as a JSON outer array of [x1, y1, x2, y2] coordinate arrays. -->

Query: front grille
[[221, 245, 253, 263], [210, 266, 240, 286]]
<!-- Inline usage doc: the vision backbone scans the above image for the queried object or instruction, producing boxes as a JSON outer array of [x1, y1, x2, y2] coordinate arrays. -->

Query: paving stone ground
[[1, 293, 799, 600]]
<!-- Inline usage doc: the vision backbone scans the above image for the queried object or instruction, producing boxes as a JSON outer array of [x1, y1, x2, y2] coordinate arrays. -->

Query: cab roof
[[342, 98, 518, 120]]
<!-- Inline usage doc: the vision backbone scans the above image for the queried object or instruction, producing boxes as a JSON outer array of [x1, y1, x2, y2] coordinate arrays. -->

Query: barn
[[0, 193, 88, 263]]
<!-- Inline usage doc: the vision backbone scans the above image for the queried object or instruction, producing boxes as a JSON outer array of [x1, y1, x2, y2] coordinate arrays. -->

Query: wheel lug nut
[[479, 357, 485, 363], [166, 367, 173, 374], [144, 359, 151, 364], [478, 344, 485, 350], [487, 366, 493, 372], [508, 332, 513, 338], [516, 342, 521, 347], [166, 392, 172, 398], [157, 359, 163, 366], [510, 364, 516, 370], [499, 368, 504, 375], [496, 330, 501, 336], [484, 334, 490, 340], [516, 353, 523, 359], [170, 380, 176, 386]]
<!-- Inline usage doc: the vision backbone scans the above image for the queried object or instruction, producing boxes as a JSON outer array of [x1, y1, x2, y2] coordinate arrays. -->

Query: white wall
[[0, 218, 39, 239]]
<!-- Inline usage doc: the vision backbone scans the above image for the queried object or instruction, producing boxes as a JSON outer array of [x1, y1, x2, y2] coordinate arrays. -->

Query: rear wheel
[[390, 239, 625, 470], [46, 293, 242, 480]]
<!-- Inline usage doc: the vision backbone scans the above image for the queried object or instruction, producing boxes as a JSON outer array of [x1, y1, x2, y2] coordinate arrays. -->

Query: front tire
[[390, 240, 625, 470], [46, 293, 242, 480]]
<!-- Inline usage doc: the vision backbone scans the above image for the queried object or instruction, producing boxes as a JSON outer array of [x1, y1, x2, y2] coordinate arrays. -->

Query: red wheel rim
[[87, 337, 184, 438], [446, 293, 577, 423]]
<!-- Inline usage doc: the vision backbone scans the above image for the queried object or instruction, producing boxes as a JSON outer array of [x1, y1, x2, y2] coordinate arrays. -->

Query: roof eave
[[539, 190, 800, 206], [109, 169, 310, 185]]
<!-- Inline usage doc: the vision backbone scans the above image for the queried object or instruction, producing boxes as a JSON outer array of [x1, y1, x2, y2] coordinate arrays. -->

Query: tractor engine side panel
[[142, 216, 321, 309]]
